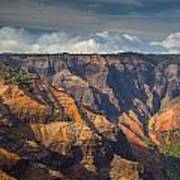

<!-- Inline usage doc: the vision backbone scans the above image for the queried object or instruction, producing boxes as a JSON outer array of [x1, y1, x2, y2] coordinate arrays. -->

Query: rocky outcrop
[[110, 155, 142, 180], [118, 111, 165, 180], [119, 111, 146, 148], [149, 97, 180, 146], [0, 169, 16, 180], [0, 53, 179, 179], [1, 53, 179, 121], [0, 65, 143, 180]]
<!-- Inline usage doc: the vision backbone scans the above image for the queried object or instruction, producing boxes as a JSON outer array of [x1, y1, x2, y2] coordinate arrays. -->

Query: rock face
[[0, 65, 143, 180], [0, 53, 179, 180], [149, 97, 180, 146], [1, 53, 179, 120]]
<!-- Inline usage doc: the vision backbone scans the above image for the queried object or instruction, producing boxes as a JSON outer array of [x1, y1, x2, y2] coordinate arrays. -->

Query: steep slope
[[0, 53, 179, 179], [1, 53, 179, 121], [149, 98, 180, 180], [149, 97, 180, 146], [118, 111, 164, 180], [0, 63, 143, 180]]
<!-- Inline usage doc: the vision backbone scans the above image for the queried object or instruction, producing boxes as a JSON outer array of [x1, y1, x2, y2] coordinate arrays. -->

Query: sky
[[0, 0, 180, 54]]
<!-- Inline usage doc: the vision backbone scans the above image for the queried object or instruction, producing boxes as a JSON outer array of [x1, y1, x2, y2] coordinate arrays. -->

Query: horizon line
[[1, 52, 180, 56]]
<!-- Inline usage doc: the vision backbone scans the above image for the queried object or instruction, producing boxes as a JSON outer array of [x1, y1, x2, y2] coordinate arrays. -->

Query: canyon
[[0, 53, 179, 180]]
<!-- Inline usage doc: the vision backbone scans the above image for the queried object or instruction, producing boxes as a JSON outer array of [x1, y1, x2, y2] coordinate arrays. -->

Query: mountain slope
[[0, 63, 144, 180], [0, 53, 179, 179]]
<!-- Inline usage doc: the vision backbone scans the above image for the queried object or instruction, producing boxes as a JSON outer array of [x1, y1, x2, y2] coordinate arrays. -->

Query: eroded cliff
[[0, 53, 179, 179]]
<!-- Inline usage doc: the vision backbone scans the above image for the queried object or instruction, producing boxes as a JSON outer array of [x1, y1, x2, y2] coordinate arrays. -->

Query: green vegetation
[[159, 129, 180, 180], [159, 128, 180, 157], [0, 63, 33, 91], [161, 142, 180, 180], [160, 142, 180, 157]]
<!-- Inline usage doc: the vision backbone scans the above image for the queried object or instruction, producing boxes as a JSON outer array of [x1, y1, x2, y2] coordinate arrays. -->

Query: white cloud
[[94, 31, 145, 53], [0, 26, 34, 53], [0, 27, 100, 54], [0, 26, 166, 54], [122, 34, 141, 42], [151, 32, 180, 53]]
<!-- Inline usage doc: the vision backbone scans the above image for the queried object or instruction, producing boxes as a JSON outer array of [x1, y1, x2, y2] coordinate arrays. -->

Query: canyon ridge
[[0, 53, 179, 180]]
